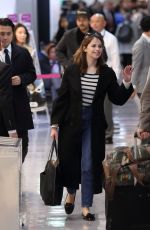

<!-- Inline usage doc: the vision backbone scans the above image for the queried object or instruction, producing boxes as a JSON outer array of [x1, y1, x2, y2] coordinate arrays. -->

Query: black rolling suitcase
[[103, 137, 150, 230]]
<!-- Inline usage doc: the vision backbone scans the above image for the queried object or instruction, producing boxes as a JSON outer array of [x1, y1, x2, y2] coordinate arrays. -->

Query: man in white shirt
[[90, 13, 121, 144]]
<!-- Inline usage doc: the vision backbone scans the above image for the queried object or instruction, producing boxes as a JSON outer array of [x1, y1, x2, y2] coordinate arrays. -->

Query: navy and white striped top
[[81, 73, 99, 106]]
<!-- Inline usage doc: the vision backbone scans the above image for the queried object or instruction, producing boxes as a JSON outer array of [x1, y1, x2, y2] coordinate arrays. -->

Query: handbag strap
[[48, 139, 58, 161]]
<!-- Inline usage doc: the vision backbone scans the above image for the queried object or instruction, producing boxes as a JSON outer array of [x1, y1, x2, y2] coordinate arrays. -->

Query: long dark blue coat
[[51, 64, 134, 194]]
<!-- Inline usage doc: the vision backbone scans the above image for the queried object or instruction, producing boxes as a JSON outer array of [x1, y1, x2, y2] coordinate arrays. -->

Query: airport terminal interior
[[1, 0, 150, 229], [20, 99, 139, 229]]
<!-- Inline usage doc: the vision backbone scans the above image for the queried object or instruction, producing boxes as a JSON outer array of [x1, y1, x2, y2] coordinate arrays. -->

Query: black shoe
[[105, 137, 113, 144], [64, 194, 75, 215], [82, 213, 95, 221]]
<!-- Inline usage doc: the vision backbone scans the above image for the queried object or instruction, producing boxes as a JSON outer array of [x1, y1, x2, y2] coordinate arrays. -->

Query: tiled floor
[[20, 98, 139, 229]]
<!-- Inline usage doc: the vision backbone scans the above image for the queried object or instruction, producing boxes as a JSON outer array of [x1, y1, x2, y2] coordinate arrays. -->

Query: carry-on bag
[[103, 137, 150, 230], [40, 139, 63, 206]]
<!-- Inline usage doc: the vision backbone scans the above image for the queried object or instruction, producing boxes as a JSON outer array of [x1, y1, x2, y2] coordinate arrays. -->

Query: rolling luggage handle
[[131, 132, 142, 185], [133, 132, 139, 159]]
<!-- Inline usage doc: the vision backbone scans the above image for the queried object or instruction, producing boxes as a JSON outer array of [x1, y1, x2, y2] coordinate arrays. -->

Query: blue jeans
[[67, 106, 93, 207]]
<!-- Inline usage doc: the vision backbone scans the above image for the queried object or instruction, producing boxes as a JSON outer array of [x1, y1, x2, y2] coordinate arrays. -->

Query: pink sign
[[7, 14, 18, 23], [37, 74, 61, 79], [19, 13, 31, 29], [20, 13, 31, 23]]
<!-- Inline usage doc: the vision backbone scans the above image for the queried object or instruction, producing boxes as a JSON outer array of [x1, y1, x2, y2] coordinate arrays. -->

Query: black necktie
[[4, 48, 11, 64]]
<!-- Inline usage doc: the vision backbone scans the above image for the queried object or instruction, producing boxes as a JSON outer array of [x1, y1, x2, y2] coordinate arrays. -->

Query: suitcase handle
[[133, 132, 139, 159]]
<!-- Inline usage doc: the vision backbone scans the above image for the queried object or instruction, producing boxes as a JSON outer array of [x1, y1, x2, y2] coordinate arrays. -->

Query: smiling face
[[84, 37, 103, 61]]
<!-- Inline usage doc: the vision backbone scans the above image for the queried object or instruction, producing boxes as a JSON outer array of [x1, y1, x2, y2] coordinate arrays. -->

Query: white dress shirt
[[101, 29, 121, 79]]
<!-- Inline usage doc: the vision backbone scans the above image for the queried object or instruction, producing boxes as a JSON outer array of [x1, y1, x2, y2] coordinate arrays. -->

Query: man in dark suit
[[38, 41, 52, 95], [38, 41, 52, 74], [0, 18, 36, 162]]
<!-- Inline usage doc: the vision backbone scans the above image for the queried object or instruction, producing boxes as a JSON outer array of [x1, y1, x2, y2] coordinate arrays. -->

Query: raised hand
[[122, 65, 133, 83]]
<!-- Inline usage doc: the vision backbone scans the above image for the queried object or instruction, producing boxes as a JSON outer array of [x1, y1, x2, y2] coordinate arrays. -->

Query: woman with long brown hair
[[50, 32, 134, 221]]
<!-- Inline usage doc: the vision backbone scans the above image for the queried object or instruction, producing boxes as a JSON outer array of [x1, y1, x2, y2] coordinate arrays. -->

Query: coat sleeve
[[51, 67, 70, 125], [139, 69, 150, 132], [1, 103, 16, 131], [106, 68, 134, 105], [19, 49, 37, 86], [131, 41, 143, 88]]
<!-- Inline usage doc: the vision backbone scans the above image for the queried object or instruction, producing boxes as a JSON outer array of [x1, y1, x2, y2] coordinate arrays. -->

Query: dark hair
[[140, 16, 150, 32], [73, 32, 106, 73], [47, 44, 56, 56], [0, 18, 15, 31], [14, 23, 30, 44], [58, 15, 68, 29]]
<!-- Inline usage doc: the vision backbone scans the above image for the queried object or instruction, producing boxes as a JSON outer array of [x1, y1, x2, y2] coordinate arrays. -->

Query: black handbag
[[40, 139, 63, 206]]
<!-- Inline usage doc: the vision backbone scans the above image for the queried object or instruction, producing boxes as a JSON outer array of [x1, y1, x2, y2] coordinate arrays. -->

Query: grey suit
[[139, 68, 150, 132], [132, 35, 150, 94]]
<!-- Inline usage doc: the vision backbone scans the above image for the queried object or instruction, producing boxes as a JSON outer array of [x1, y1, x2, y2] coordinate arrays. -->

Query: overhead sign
[[7, 14, 18, 24], [19, 13, 31, 29]]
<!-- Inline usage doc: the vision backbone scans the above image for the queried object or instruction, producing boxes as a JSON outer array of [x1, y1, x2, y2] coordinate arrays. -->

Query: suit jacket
[[38, 52, 50, 74], [0, 61, 16, 135], [139, 68, 150, 132], [56, 27, 80, 67], [132, 35, 150, 93], [10, 43, 36, 131], [0, 61, 12, 108]]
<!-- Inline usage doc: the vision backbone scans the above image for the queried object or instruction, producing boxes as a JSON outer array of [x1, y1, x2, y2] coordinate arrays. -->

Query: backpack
[[117, 21, 133, 43]]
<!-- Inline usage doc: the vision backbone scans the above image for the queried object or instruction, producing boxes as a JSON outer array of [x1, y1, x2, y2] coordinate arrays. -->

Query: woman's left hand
[[122, 65, 133, 82]]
